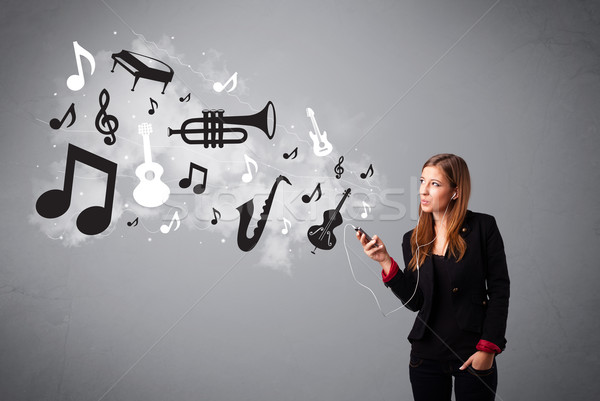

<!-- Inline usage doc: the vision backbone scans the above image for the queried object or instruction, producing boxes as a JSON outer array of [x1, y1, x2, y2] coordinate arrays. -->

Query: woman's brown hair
[[408, 153, 471, 271]]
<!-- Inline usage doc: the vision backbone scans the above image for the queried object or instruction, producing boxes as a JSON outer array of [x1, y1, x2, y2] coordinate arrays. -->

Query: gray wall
[[1, 0, 599, 400]]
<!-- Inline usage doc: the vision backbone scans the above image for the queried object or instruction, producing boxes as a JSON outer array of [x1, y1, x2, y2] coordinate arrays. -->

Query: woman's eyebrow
[[421, 176, 444, 183]]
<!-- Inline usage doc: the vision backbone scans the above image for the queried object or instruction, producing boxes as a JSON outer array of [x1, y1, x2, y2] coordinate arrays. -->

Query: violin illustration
[[308, 188, 351, 254]]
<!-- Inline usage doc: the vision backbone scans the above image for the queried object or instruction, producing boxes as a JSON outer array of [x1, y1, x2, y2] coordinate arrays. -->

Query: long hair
[[408, 154, 471, 271]]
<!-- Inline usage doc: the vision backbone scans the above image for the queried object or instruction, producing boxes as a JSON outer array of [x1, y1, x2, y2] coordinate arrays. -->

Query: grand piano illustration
[[110, 50, 174, 94]]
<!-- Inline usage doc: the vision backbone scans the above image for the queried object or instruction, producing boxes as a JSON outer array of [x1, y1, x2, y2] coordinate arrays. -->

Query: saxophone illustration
[[236, 175, 292, 252]]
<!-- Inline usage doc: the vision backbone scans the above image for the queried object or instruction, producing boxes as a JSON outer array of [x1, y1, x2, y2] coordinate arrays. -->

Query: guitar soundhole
[[145, 171, 155, 180]]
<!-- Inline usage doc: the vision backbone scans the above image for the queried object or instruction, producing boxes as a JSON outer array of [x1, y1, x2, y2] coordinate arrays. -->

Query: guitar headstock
[[138, 122, 153, 136], [306, 107, 315, 118]]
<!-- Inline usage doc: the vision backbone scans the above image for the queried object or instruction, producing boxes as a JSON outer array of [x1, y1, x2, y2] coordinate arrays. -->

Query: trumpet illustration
[[168, 101, 276, 148]]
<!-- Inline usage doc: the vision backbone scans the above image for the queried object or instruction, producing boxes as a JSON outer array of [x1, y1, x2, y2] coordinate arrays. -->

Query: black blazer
[[385, 211, 510, 351]]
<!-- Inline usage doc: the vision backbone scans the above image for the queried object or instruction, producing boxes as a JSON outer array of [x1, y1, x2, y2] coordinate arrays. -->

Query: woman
[[356, 153, 509, 401]]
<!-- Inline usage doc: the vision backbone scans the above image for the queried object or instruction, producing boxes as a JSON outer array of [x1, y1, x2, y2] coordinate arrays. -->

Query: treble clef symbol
[[334, 156, 344, 179], [94, 88, 119, 145]]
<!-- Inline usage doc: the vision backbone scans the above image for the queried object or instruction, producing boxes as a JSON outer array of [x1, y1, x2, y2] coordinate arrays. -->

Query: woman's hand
[[356, 231, 392, 270], [460, 351, 495, 371]]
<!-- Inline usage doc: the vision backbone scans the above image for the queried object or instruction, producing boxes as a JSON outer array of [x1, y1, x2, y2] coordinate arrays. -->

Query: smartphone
[[354, 226, 379, 247]]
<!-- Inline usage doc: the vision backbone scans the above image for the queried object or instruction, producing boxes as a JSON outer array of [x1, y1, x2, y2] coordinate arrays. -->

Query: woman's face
[[419, 165, 455, 218]]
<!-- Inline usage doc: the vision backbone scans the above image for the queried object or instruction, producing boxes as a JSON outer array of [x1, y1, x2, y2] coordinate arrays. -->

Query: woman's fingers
[[459, 354, 475, 370], [356, 231, 369, 246], [356, 233, 388, 262], [356, 232, 386, 262], [371, 235, 384, 249], [362, 235, 378, 250], [356, 231, 364, 246]]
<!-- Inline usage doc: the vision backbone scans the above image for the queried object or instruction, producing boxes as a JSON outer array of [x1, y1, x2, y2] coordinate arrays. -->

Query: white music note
[[281, 217, 291, 235], [160, 211, 181, 234], [66, 41, 96, 91], [213, 72, 238, 93], [241, 154, 258, 183], [361, 201, 371, 219]]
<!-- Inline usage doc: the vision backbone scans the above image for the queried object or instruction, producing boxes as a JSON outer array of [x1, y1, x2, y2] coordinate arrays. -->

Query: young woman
[[356, 153, 509, 401]]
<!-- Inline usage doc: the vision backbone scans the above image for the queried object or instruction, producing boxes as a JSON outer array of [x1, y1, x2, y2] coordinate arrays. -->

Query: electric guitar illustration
[[306, 107, 333, 157], [133, 123, 170, 208]]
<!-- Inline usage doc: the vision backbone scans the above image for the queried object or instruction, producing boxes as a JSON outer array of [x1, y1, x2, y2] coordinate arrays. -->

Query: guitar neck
[[142, 134, 153, 163], [334, 190, 351, 215], [309, 116, 321, 136]]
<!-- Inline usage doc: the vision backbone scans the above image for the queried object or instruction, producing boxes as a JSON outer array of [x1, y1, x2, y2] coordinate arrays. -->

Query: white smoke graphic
[[29, 35, 405, 271]]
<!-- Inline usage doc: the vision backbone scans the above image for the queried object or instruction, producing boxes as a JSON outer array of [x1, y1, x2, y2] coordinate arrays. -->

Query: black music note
[[360, 163, 374, 179], [179, 162, 208, 195], [302, 183, 322, 203], [148, 97, 158, 115], [35, 143, 117, 235], [283, 147, 298, 160], [334, 156, 344, 179], [127, 217, 139, 227], [94, 89, 119, 145], [50, 103, 76, 130], [179, 93, 191, 102], [211, 208, 221, 225]]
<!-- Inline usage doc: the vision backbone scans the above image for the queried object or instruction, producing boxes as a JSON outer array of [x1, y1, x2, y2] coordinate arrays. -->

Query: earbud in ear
[[451, 193, 457, 200]]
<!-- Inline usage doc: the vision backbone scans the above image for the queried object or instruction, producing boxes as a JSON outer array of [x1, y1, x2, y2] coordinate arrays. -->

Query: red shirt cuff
[[382, 257, 399, 283], [476, 339, 502, 354]]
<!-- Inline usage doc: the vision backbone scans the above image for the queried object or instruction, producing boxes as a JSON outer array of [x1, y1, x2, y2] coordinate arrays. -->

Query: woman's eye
[[419, 179, 424, 184], [432, 182, 440, 186]]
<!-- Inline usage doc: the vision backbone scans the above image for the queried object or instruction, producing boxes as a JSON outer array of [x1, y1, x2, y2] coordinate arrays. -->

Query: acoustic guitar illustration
[[133, 123, 170, 208]]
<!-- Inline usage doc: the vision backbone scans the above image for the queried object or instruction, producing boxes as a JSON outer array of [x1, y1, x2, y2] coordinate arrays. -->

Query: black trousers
[[408, 356, 498, 401]]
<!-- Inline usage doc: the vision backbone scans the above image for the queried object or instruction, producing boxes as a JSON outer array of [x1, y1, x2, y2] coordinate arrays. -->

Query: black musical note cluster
[[38, 43, 377, 254], [36, 144, 117, 236]]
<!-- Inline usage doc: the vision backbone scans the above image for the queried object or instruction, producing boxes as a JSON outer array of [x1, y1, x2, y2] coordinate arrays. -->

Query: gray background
[[1, 0, 600, 400]]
